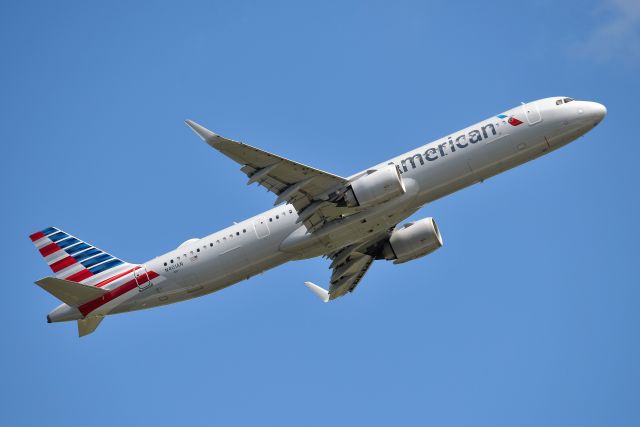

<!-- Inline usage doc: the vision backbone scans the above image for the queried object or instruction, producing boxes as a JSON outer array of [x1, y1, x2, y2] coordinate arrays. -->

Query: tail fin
[[29, 227, 130, 285]]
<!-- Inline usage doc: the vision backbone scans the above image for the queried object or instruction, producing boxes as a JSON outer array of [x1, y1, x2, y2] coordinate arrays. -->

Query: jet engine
[[381, 217, 443, 264], [341, 164, 406, 208]]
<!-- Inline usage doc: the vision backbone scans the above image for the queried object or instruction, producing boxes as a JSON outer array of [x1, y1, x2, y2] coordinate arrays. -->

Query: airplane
[[29, 96, 606, 336]]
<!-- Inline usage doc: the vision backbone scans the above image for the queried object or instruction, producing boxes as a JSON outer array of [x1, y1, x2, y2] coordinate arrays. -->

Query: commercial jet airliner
[[29, 97, 606, 336]]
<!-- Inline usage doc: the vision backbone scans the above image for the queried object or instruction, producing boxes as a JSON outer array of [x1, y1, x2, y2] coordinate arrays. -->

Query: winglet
[[304, 282, 330, 303], [185, 119, 219, 142]]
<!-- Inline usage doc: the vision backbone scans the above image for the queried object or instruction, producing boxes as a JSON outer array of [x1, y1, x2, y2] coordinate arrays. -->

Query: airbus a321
[[29, 97, 606, 336]]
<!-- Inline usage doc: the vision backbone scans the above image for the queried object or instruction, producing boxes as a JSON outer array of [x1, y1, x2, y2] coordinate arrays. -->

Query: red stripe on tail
[[94, 266, 139, 288], [50, 256, 77, 273], [79, 270, 159, 316], [39, 243, 60, 257], [29, 231, 45, 242], [65, 269, 94, 282]]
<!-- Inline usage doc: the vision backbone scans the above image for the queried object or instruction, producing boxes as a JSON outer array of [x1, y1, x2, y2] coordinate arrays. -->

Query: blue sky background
[[1, 1, 639, 425]]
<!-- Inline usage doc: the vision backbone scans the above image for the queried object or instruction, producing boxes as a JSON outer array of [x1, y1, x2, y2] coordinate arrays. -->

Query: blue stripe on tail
[[74, 248, 101, 261], [89, 259, 124, 274], [82, 254, 112, 268]]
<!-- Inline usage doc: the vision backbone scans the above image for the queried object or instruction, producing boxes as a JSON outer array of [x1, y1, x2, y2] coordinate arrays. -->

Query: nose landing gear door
[[134, 266, 153, 291]]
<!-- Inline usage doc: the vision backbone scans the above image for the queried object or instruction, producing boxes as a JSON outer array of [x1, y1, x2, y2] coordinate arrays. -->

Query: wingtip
[[184, 119, 218, 142], [304, 281, 330, 303]]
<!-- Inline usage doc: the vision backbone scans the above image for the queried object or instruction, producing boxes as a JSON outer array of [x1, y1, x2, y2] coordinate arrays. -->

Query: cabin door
[[253, 217, 270, 239], [134, 266, 153, 291], [523, 102, 542, 125]]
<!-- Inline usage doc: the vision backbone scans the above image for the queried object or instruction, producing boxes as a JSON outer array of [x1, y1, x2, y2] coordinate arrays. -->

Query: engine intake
[[342, 164, 406, 208], [382, 218, 443, 264]]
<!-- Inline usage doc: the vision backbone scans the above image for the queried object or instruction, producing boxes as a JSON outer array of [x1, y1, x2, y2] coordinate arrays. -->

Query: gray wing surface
[[185, 120, 350, 231], [305, 231, 392, 301]]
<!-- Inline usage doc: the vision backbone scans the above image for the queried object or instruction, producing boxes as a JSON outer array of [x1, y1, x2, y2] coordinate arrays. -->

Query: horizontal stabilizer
[[35, 277, 106, 307], [77, 316, 104, 337], [304, 281, 330, 303]]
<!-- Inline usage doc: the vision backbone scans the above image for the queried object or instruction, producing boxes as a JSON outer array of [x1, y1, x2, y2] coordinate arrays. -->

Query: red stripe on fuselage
[[94, 266, 140, 288], [65, 269, 94, 282], [78, 270, 159, 316], [39, 243, 60, 257], [50, 256, 77, 273], [29, 231, 45, 242]]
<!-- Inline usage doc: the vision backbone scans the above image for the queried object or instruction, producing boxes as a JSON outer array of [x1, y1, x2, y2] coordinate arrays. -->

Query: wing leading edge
[[185, 120, 351, 231]]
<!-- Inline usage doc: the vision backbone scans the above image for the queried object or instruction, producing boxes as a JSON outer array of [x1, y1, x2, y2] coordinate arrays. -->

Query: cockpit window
[[556, 97, 575, 105]]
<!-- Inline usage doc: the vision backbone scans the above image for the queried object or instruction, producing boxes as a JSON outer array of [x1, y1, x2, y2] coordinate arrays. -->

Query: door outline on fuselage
[[523, 102, 542, 125], [134, 266, 153, 291], [253, 217, 270, 239]]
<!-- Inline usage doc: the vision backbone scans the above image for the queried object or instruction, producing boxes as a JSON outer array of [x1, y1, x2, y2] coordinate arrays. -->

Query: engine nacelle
[[381, 218, 443, 264], [342, 164, 406, 208]]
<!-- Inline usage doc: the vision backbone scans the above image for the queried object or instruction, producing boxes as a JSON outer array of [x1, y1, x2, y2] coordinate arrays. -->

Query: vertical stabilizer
[[28, 227, 130, 284]]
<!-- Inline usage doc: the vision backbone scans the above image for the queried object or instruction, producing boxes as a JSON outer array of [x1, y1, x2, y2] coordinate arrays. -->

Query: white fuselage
[[54, 97, 607, 319]]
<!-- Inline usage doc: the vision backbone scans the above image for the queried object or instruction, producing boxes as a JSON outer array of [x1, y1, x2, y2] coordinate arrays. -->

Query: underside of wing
[[305, 231, 392, 301], [186, 120, 353, 231]]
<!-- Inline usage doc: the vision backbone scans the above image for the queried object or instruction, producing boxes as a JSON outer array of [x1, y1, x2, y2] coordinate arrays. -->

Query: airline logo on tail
[[29, 227, 126, 283]]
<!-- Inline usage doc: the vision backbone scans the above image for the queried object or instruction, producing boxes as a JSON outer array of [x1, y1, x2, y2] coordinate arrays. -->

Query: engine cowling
[[381, 218, 443, 264], [342, 164, 406, 208]]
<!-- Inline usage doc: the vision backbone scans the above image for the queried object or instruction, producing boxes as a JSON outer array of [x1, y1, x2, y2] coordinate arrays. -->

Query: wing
[[304, 231, 392, 301], [186, 120, 351, 231]]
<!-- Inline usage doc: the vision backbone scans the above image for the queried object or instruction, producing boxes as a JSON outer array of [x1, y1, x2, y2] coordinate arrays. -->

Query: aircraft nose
[[588, 101, 607, 123]]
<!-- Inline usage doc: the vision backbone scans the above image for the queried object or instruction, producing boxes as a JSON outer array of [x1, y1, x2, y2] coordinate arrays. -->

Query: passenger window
[[170, 259, 174, 263], [243, 229, 246, 233], [210, 243, 213, 247], [197, 248, 200, 252], [269, 218, 273, 222], [236, 232, 240, 236], [164, 262, 167, 266], [289, 209, 293, 214], [276, 215, 279, 219]]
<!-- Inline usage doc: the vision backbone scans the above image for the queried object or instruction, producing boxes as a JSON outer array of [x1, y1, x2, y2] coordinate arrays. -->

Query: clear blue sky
[[1, 1, 639, 426]]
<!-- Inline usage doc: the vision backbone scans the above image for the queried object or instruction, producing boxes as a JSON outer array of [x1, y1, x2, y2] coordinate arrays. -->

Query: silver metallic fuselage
[[54, 97, 607, 319]]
